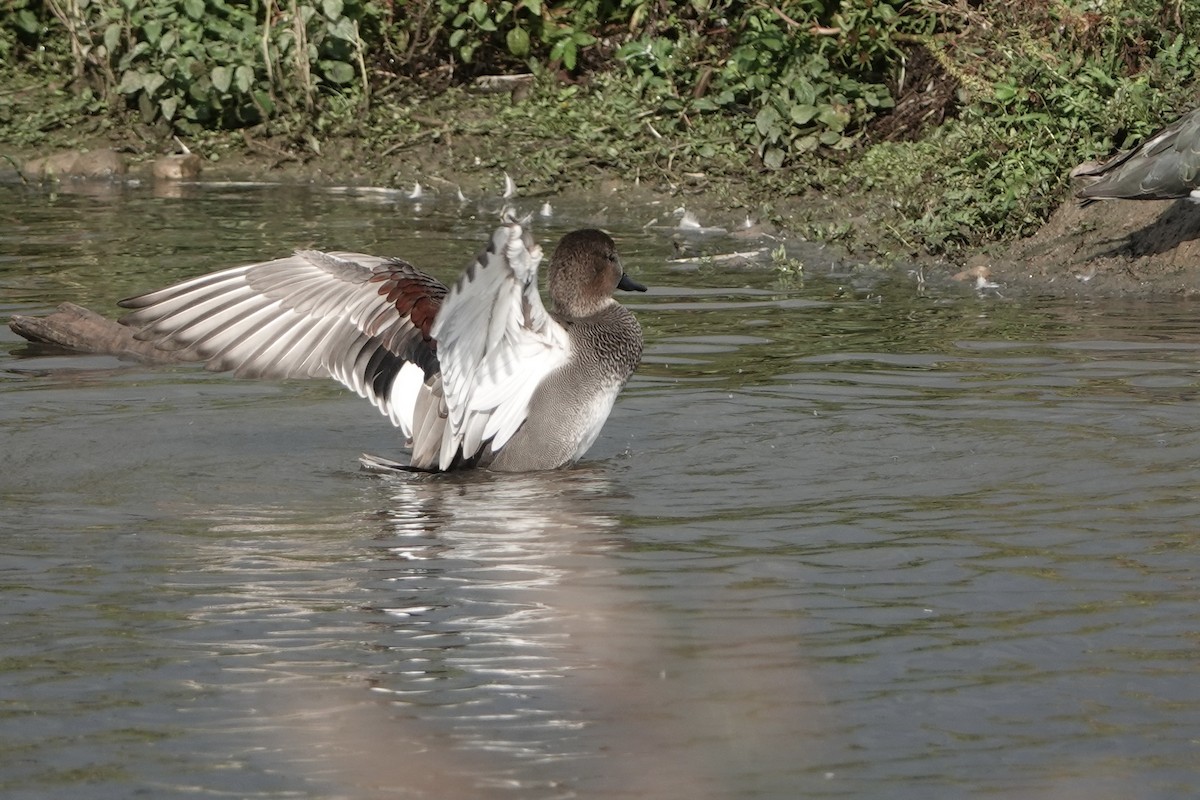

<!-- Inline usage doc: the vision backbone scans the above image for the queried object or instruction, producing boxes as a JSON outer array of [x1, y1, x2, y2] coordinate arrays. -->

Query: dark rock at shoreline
[[21, 149, 128, 181]]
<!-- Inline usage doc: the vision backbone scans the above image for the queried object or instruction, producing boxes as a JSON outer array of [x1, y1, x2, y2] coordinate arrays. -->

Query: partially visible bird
[[1073, 107, 1200, 205]]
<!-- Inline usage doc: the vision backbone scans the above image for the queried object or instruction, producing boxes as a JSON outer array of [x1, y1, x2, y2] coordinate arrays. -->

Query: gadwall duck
[[1073, 107, 1200, 204], [118, 220, 646, 472]]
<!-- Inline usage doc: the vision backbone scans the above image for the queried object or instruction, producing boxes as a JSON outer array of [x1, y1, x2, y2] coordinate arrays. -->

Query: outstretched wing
[[117, 250, 447, 437], [427, 221, 569, 470]]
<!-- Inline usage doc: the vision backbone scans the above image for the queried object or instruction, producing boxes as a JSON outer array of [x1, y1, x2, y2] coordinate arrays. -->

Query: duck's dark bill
[[618, 274, 647, 292]]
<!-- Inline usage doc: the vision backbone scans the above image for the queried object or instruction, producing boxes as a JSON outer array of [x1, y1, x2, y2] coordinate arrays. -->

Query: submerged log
[[8, 302, 184, 364]]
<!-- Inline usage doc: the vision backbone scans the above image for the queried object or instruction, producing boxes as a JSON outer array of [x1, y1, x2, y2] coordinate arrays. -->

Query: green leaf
[[328, 17, 357, 41], [789, 104, 818, 125], [469, 0, 487, 23], [211, 66, 232, 93], [755, 104, 781, 137], [506, 27, 530, 57], [160, 96, 178, 120], [15, 9, 40, 33], [551, 38, 579, 70], [253, 90, 276, 116], [160, 31, 177, 54], [763, 147, 784, 170], [817, 106, 847, 131], [143, 20, 162, 45], [104, 23, 122, 54], [322, 60, 356, 84], [183, 0, 204, 20], [793, 81, 816, 106], [795, 134, 819, 151], [519, 0, 541, 13], [143, 72, 166, 97], [138, 91, 155, 122], [322, 0, 344, 20], [234, 65, 253, 93], [117, 70, 144, 95], [117, 40, 150, 72]]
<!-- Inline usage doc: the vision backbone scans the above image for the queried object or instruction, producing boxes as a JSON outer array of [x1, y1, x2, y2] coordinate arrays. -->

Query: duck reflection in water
[[252, 472, 825, 796]]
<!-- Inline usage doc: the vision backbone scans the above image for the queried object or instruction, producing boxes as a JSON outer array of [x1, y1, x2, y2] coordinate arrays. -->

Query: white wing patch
[[429, 222, 569, 470], [388, 361, 428, 437]]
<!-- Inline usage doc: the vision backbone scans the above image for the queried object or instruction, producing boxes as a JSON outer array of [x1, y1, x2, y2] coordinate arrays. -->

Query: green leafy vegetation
[[836, 1, 1200, 252], [3, 1, 1200, 256], [3, 0, 376, 134], [0, 2, 910, 152]]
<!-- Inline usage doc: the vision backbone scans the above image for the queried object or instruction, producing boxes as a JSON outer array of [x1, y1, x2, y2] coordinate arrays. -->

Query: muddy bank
[[5, 137, 1199, 300], [974, 195, 1200, 298], [0, 136, 789, 229]]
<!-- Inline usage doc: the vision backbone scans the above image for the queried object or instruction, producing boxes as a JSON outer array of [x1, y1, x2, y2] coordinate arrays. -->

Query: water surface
[[1, 181, 1198, 799]]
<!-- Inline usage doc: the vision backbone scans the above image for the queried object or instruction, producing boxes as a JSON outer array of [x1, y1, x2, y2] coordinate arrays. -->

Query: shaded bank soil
[[976, 196, 1200, 298], [4, 131, 1200, 301]]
